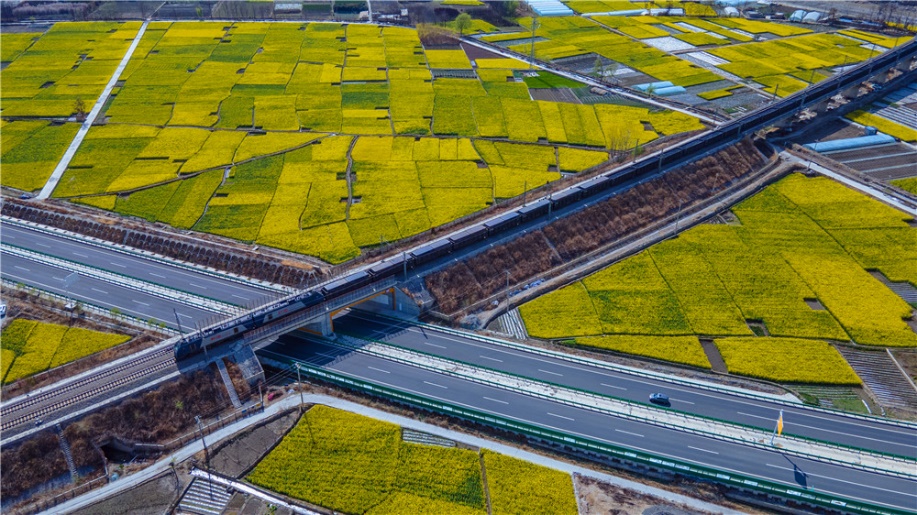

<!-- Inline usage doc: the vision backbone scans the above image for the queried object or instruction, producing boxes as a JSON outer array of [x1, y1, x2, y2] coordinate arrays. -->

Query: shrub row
[[426, 138, 767, 314], [2, 200, 320, 288]]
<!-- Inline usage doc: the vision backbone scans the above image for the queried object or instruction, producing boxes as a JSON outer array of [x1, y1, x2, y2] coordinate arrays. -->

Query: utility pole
[[173, 308, 185, 334], [194, 414, 214, 500], [505, 270, 510, 309], [295, 363, 305, 412], [529, 17, 539, 70]]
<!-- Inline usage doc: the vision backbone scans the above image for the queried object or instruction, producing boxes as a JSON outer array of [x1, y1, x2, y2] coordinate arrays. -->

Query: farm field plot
[[0, 22, 141, 191], [0, 319, 130, 385], [0, 21, 141, 118], [248, 405, 576, 515], [3, 20, 702, 264], [484, 15, 899, 107], [491, 16, 720, 87], [707, 32, 907, 97], [519, 174, 917, 382]]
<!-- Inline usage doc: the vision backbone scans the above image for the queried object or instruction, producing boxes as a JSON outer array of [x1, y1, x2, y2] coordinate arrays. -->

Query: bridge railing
[[241, 278, 399, 347], [293, 362, 912, 515]]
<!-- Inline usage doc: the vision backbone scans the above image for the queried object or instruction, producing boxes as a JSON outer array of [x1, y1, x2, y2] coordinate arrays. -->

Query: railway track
[[0, 348, 175, 432]]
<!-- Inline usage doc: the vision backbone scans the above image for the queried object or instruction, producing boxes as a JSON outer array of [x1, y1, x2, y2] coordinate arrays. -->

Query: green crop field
[[708, 32, 907, 98], [520, 174, 916, 381], [1, 319, 131, 384], [249, 405, 576, 515], [495, 16, 720, 87], [891, 177, 917, 195], [1, 22, 141, 118], [0, 20, 708, 264], [846, 110, 917, 142], [715, 338, 861, 385]]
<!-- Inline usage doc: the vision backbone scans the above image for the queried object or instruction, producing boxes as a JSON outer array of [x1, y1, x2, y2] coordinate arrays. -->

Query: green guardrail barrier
[[367, 311, 917, 431], [1, 244, 238, 308], [293, 361, 913, 515], [333, 331, 916, 467]]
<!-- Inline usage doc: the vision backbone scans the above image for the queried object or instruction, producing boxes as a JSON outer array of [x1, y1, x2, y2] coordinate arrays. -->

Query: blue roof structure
[[635, 81, 674, 91], [804, 134, 895, 152], [525, 0, 574, 16]]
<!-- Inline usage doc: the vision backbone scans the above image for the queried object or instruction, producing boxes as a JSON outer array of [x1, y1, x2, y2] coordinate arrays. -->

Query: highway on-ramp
[[335, 312, 917, 459], [261, 334, 917, 512]]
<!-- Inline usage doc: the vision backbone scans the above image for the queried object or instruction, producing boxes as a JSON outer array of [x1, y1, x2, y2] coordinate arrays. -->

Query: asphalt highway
[[335, 312, 917, 459], [1, 223, 276, 307], [262, 334, 917, 512], [1, 252, 216, 330]]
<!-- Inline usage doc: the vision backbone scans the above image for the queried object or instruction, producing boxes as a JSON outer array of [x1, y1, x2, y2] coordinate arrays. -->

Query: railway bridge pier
[[295, 286, 420, 338]]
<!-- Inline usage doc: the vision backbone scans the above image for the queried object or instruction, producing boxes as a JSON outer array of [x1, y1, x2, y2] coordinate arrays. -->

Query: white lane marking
[[178, 313, 193, 319], [423, 381, 447, 389], [14, 266, 30, 271], [538, 368, 563, 377], [149, 272, 166, 278], [91, 288, 108, 294], [547, 412, 574, 421], [601, 383, 627, 390], [738, 412, 774, 421], [483, 396, 509, 405], [110, 262, 127, 267], [132, 300, 150, 306], [422, 341, 446, 349], [35, 243, 51, 248], [337, 368, 910, 509], [764, 464, 906, 496], [673, 398, 695, 405], [480, 355, 504, 363], [688, 446, 719, 455], [190, 283, 208, 289], [350, 315, 916, 439], [368, 366, 391, 374], [232, 294, 249, 300], [739, 412, 902, 446], [615, 429, 644, 437], [72, 252, 89, 258]]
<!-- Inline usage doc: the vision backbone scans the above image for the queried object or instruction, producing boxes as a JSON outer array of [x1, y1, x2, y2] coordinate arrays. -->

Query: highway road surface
[[261, 334, 917, 512], [334, 312, 917, 459], [1, 223, 277, 306], [1, 251, 218, 330]]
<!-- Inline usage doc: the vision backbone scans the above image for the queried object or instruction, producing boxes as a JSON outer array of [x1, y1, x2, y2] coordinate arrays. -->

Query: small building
[[802, 11, 822, 23], [525, 0, 574, 16], [723, 6, 739, 17], [789, 10, 807, 22]]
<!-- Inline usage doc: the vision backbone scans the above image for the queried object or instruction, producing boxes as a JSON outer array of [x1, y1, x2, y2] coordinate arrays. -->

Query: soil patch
[[576, 472, 752, 515], [699, 340, 728, 373], [209, 409, 302, 478], [71, 471, 182, 515]]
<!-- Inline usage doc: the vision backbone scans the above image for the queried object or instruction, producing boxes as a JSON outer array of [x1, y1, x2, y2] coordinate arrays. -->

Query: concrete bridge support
[[298, 286, 421, 336]]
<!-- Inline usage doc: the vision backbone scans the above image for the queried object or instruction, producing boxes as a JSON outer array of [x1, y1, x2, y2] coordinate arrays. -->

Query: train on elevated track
[[175, 38, 916, 362]]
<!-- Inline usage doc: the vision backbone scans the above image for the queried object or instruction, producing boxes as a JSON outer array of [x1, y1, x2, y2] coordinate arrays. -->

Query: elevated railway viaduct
[[172, 37, 917, 361]]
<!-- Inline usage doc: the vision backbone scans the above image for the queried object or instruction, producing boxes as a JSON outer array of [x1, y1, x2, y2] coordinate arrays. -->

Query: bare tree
[[74, 97, 87, 122]]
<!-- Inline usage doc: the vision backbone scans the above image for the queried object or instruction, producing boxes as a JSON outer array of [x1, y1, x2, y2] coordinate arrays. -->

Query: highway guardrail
[[328, 332, 916, 474], [364, 311, 917, 431], [293, 361, 913, 515]]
